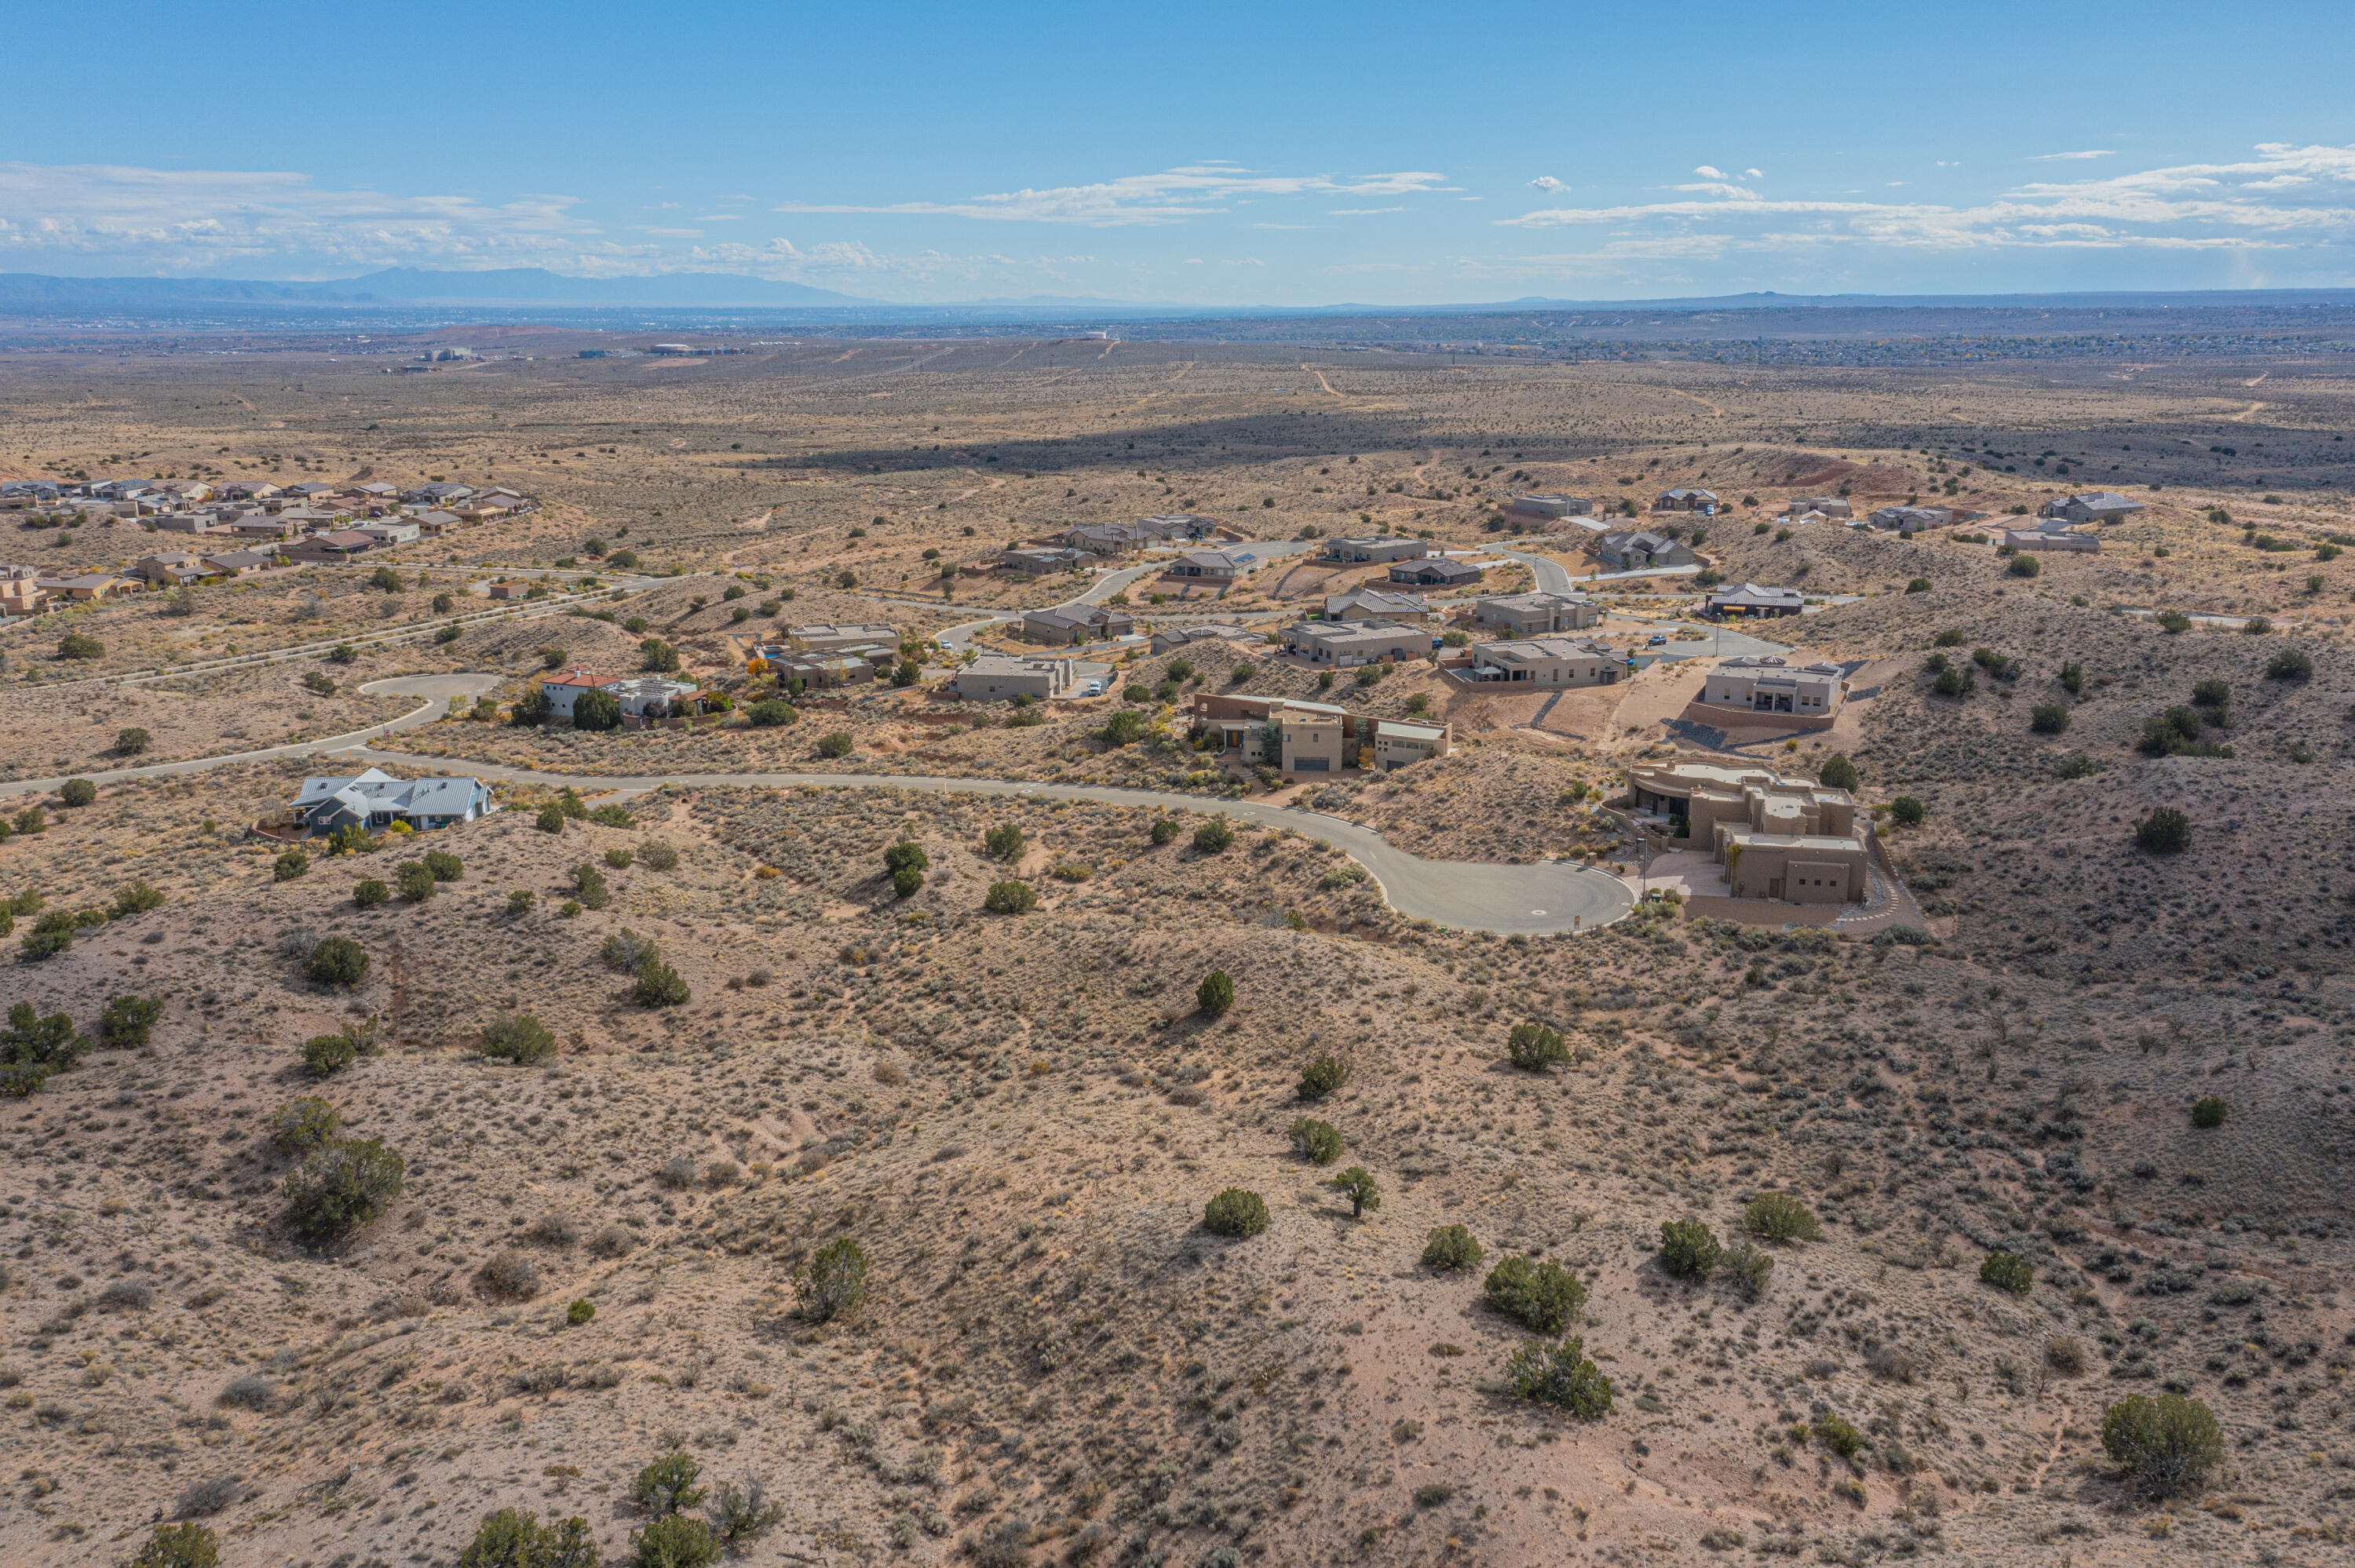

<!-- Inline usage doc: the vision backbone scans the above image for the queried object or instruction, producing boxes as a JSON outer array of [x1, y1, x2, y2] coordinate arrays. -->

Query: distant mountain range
[[5, 271, 2355, 319]]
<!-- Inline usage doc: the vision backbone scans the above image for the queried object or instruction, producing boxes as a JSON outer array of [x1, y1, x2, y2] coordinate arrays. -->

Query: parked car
[[1082, 678, 1104, 697], [1646, 633, 1668, 646]]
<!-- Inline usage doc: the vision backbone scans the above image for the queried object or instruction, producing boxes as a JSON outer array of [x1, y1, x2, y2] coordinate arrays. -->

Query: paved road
[[0, 684, 1631, 935]]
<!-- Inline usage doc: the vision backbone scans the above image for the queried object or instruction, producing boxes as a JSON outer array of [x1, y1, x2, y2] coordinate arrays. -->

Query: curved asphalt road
[[0, 670, 1630, 935]]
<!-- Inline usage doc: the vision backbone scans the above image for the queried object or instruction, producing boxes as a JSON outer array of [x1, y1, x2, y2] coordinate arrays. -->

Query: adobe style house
[[1472, 590, 1595, 636], [1324, 589, 1433, 625], [1499, 494, 1593, 523], [201, 549, 279, 578], [1002, 546, 1086, 578], [1188, 692, 1450, 774], [1148, 623, 1258, 655], [951, 654, 1112, 702], [1702, 583, 1804, 619], [282, 529, 382, 563], [1689, 655, 1848, 727], [1391, 556, 1482, 588], [1652, 487, 1718, 514], [1869, 505, 1957, 533], [787, 622, 898, 653], [135, 551, 208, 586], [1279, 619, 1430, 666], [289, 768, 495, 836], [1625, 758, 1868, 906], [1019, 604, 1134, 644], [2004, 526, 2099, 553], [1322, 535, 1431, 564], [539, 668, 619, 723], [1466, 636, 1620, 687], [35, 571, 137, 603], [1779, 495, 1851, 520], [775, 651, 874, 688], [2041, 491, 2145, 524], [605, 677, 707, 720], [1, 567, 46, 618], [1597, 530, 1695, 570]]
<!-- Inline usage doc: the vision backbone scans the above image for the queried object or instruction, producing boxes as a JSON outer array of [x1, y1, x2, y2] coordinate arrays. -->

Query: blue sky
[[8, 0, 2355, 304]]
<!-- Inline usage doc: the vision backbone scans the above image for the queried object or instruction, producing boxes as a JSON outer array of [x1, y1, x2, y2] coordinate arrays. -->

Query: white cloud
[[2030, 149, 2117, 162], [1530, 176, 1570, 195], [774, 164, 1451, 227], [1744, 168, 1764, 180], [1329, 206, 1403, 215], [1694, 165, 1728, 181], [1499, 142, 2355, 260]]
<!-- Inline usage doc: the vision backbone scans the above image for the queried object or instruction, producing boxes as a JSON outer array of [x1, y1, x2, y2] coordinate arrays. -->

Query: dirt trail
[[2225, 401, 2268, 422], [1306, 366, 1345, 399], [1659, 387, 1727, 418]]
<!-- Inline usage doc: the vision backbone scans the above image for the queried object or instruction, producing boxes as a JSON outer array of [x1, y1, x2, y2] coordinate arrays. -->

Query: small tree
[[640, 637, 681, 673], [535, 804, 566, 833], [1504, 1336, 1613, 1417], [1889, 795, 1926, 827], [128, 1523, 221, 1568], [1196, 968, 1236, 1017], [1980, 1250, 2033, 1296], [984, 823, 1027, 860], [2191, 1095, 2228, 1129], [305, 936, 368, 986], [116, 727, 152, 756], [1421, 1224, 1483, 1271], [1484, 1256, 1586, 1333], [2136, 808, 2191, 854], [1722, 1240, 1775, 1301], [573, 687, 622, 731], [395, 861, 437, 903], [1332, 1166, 1381, 1219], [883, 841, 929, 877], [1150, 819, 1178, 845], [571, 864, 611, 910], [746, 697, 798, 727], [1295, 1053, 1349, 1102], [2030, 702, 2070, 735], [2, 1002, 87, 1096], [100, 994, 163, 1049], [423, 849, 462, 881], [303, 1033, 357, 1077], [1203, 1187, 1269, 1238], [59, 778, 97, 808], [353, 878, 389, 909], [1506, 1023, 1568, 1071], [2101, 1394, 2222, 1497], [2266, 647, 2313, 682], [798, 1236, 869, 1322], [634, 956, 691, 1008], [984, 879, 1036, 914], [270, 1097, 342, 1156], [630, 1514, 720, 1568], [1192, 819, 1234, 854], [1743, 1191, 1821, 1242], [57, 631, 104, 659], [1658, 1220, 1724, 1280], [482, 1012, 557, 1065], [274, 850, 309, 881], [457, 1508, 597, 1568], [1817, 753, 1859, 791], [1101, 709, 1148, 746], [633, 1450, 708, 1516], [891, 865, 924, 899], [1290, 1116, 1343, 1164], [2008, 553, 2041, 578], [815, 731, 855, 758], [283, 1137, 404, 1238]]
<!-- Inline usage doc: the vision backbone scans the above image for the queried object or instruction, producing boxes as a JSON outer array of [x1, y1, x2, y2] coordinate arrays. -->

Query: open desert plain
[[2, 334, 2352, 1568]]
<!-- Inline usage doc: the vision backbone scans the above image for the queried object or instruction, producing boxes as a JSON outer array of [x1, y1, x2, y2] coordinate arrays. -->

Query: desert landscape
[[2, 331, 2351, 1568]]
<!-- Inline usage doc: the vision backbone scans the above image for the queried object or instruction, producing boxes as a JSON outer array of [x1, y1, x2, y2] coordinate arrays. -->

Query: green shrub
[[883, 841, 929, 876], [815, 731, 854, 759], [2191, 1095, 2228, 1129], [536, 804, 567, 834], [1101, 708, 1148, 746], [1721, 1240, 1775, 1300], [1, 1002, 87, 1096], [1504, 1336, 1613, 1417], [128, 1523, 221, 1568], [100, 994, 162, 1048], [283, 1137, 404, 1238], [571, 864, 611, 910], [2029, 702, 2070, 735], [1659, 1220, 1724, 1280], [1817, 753, 1859, 791], [2155, 609, 2192, 633], [482, 1012, 558, 1065], [1932, 664, 1973, 698], [1295, 1053, 1349, 1102], [1290, 1117, 1343, 1164], [1888, 796, 1926, 827], [59, 778, 97, 808], [508, 890, 535, 915], [423, 849, 462, 881], [57, 631, 104, 659], [891, 866, 924, 899], [1192, 819, 1234, 854], [630, 1513, 720, 1568], [797, 1236, 869, 1322], [1904, 577, 1930, 593], [303, 1033, 357, 1077], [19, 925, 72, 962], [1332, 1166, 1381, 1218], [353, 878, 389, 909], [1506, 1023, 1567, 1071], [983, 823, 1026, 860], [1203, 1187, 1269, 1238], [640, 841, 679, 870], [1813, 1414, 1863, 1458], [304, 937, 369, 986], [1743, 1191, 1821, 1242], [1150, 818, 1179, 845], [270, 1096, 342, 1156], [1196, 968, 1235, 1017], [632, 1450, 706, 1517], [2101, 1393, 2222, 1497], [395, 861, 437, 902], [567, 1300, 595, 1328], [639, 637, 680, 673], [1421, 1224, 1483, 1272], [745, 698, 798, 727], [274, 850, 309, 881], [2007, 552, 2040, 578], [2266, 646, 2313, 681], [457, 1508, 597, 1568], [633, 957, 690, 1008], [604, 847, 633, 870], [2136, 808, 2191, 854], [1484, 1256, 1586, 1333], [1980, 1251, 2033, 1296], [983, 880, 1036, 914]]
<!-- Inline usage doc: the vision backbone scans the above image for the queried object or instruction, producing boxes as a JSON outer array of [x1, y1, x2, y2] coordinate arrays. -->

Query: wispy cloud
[[1529, 176, 1570, 195], [2030, 149, 2117, 162], [1329, 206, 1402, 216], [773, 163, 1450, 226], [1499, 143, 2355, 257]]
